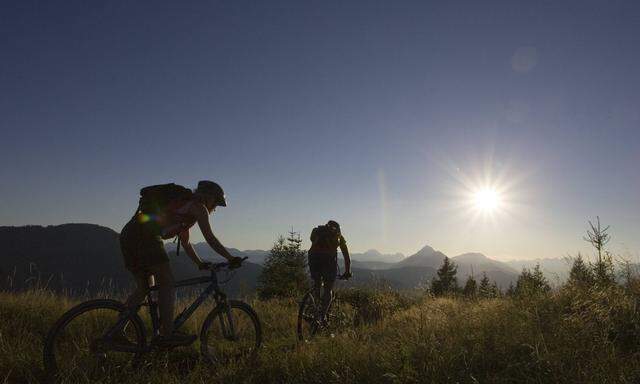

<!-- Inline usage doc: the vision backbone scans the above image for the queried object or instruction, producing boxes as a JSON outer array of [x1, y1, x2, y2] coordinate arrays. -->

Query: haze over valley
[[1, 224, 578, 294]]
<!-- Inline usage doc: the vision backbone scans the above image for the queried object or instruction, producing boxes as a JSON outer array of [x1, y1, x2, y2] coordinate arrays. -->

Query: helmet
[[196, 180, 227, 207], [327, 220, 340, 231]]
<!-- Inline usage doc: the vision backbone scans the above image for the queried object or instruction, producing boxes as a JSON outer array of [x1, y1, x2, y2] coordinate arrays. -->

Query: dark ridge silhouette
[[1, 224, 124, 293], [0, 224, 262, 296], [1, 224, 526, 294]]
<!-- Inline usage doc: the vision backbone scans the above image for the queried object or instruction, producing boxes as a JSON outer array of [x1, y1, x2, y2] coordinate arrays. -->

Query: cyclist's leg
[[148, 262, 175, 336], [308, 252, 322, 303], [131, 222, 178, 337], [319, 256, 337, 320], [312, 279, 323, 319], [319, 278, 335, 321], [121, 219, 149, 308], [124, 271, 149, 308]]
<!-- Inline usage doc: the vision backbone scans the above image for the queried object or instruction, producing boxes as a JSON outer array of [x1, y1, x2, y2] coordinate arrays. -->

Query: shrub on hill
[[257, 231, 309, 300], [515, 264, 550, 297], [430, 256, 458, 296]]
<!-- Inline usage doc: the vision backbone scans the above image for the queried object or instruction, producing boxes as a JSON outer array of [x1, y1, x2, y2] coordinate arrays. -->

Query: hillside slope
[[2, 288, 638, 383], [0, 224, 262, 295]]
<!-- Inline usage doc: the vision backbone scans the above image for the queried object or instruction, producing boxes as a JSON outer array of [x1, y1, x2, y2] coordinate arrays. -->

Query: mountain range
[[1, 224, 574, 295]]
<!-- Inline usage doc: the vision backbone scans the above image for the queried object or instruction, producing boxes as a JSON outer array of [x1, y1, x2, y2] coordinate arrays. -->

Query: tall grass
[[1, 286, 639, 383]]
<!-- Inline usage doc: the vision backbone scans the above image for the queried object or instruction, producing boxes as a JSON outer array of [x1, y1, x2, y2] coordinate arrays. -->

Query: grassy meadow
[[2, 283, 640, 384]]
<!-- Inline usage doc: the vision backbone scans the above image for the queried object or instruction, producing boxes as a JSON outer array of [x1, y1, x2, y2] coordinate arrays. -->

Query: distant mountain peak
[[397, 244, 446, 268], [415, 244, 435, 255], [363, 249, 382, 256]]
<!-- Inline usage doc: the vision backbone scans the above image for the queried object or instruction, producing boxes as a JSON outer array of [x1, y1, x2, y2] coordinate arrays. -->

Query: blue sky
[[1, 0, 639, 260]]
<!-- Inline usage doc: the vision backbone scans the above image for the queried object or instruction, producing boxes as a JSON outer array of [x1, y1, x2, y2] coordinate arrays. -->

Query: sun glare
[[474, 188, 500, 212], [443, 155, 523, 224]]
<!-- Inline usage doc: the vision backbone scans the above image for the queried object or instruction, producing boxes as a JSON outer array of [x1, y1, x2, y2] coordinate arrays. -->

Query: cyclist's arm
[[191, 203, 235, 261], [339, 235, 351, 273], [178, 230, 206, 268]]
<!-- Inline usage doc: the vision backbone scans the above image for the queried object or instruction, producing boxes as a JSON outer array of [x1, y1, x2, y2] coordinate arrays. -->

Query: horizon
[[2, 1, 639, 261], [1, 221, 632, 265]]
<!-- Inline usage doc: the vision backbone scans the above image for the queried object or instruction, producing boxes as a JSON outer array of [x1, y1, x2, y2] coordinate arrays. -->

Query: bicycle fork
[[148, 296, 162, 337], [218, 301, 238, 341]]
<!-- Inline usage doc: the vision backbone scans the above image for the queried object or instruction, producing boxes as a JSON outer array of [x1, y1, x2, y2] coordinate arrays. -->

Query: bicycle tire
[[297, 291, 319, 342], [200, 300, 262, 364], [43, 299, 146, 383], [298, 290, 358, 341]]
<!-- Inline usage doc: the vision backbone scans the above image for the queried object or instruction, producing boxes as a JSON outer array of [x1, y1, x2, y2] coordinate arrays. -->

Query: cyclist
[[308, 220, 352, 325], [120, 180, 242, 345]]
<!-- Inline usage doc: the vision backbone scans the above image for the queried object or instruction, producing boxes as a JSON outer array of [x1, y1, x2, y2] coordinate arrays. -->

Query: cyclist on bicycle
[[120, 180, 243, 345], [308, 220, 351, 324]]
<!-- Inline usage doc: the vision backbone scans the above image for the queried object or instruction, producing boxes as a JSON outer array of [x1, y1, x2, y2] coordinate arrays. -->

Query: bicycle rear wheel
[[200, 300, 261, 364], [43, 299, 146, 383]]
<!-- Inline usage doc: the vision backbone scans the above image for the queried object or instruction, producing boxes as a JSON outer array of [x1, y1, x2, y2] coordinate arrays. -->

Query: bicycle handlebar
[[207, 256, 248, 271]]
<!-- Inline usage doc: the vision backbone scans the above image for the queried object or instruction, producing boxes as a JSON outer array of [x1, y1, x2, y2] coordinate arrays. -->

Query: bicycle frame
[[153, 273, 227, 336], [103, 269, 232, 351]]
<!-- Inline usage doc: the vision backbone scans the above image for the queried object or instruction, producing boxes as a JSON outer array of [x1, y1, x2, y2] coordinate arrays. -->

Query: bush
[[515, 264, 550, 297], [257, 232, 309, 300], [430, 257, 458, 296], [339, 287, 417, 325]]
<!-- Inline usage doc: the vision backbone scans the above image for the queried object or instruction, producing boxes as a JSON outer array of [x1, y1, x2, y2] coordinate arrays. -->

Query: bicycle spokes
[[47, 305, 142, 381], [297, 291, 357, 342], [202, 302, 260, 364], [217, 307, 238, 341]]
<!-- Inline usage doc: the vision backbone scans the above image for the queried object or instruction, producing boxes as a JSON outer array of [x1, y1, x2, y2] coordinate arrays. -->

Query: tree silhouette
[[515, 264, 550, 297], [431, 257, 458, 296], [567, 253, 594, 288], [584, 217, 615, 286], [478, 272, 500, 298], [463, 275, 478, 298], [257, 230, 309, 299]]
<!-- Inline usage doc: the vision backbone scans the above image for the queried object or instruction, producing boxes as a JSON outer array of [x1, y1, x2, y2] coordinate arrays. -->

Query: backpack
[[312, 225, 340, 250], [137, 183, 193, 215]]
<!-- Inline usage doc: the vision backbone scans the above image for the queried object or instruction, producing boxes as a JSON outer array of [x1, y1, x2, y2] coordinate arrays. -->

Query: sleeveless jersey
[[159, 200, 198, 239]]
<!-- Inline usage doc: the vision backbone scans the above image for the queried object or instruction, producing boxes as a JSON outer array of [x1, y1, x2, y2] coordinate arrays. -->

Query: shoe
[[153, 330, 197, 347]]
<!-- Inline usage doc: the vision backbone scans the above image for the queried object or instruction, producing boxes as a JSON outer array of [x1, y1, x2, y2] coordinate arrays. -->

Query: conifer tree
[[567, 254, 594, 288], [463, 275, 478, 298], [478, 272, 497, 298], [257, 230, 309, 299], [584, 217, 615, 286], [431, 257, 458, 296], [490, 281, 501, 298], [515, 264, 550, 297]]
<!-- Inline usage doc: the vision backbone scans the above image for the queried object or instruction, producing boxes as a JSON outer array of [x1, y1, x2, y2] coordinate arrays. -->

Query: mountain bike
[[43, 258, 261, 382], [297, 273, 355, 341]]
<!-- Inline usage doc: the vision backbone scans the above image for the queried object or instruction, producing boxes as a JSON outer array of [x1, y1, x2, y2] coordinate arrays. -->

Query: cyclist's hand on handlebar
[[228, 256, 245, 269], [198, 261, 213, 271]]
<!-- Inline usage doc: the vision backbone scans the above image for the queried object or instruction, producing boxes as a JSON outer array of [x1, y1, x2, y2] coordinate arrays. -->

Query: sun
[[443, 155, 522, 224], [473, 188, 500, 213]]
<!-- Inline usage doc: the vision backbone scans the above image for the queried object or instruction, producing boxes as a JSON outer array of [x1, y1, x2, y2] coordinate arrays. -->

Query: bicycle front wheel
[[200, 300, 261, 364], [43, 299, 146, 383], [297, 291, 319, 342]]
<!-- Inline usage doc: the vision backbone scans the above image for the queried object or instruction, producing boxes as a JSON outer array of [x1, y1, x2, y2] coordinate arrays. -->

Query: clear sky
[[1, 0, 639, 260]]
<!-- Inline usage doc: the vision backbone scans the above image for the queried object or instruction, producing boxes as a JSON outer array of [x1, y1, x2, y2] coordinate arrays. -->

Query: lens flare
[[474, 188, 500, 212]]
